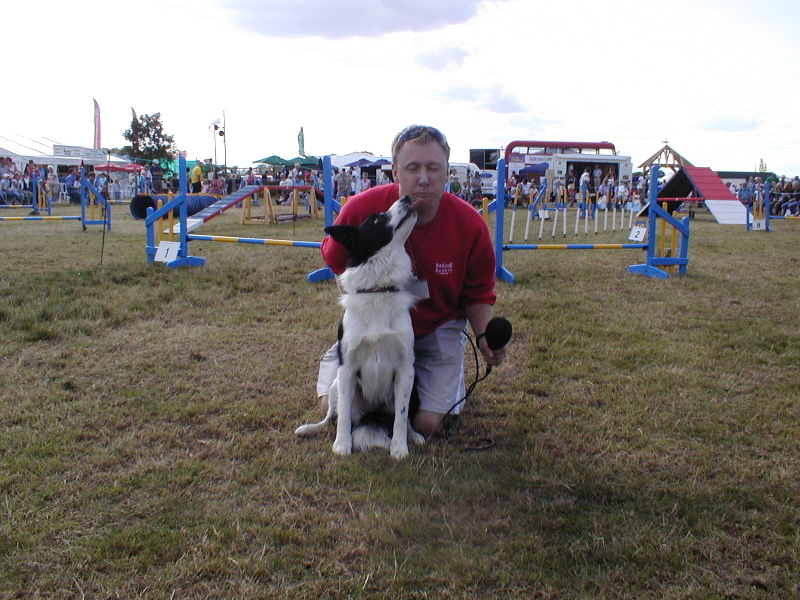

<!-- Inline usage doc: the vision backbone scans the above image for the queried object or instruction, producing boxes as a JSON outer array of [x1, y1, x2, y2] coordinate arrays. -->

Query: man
[[470, 170, 482, 205], [190, 161, 204, 194], [316, 125, 507, 436], [64, 168, 81, 205], [150, 159, 164, 193]]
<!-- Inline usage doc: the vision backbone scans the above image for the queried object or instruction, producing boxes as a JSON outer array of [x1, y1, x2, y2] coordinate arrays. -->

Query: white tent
[[0, 133, 128, 169]]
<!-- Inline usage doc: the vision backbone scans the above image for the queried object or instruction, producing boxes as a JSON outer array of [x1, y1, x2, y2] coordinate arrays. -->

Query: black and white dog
[[295, 195, 425, 459]]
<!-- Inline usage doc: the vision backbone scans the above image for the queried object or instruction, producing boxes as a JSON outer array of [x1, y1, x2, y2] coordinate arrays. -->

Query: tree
[[115, 112, 177, 163]]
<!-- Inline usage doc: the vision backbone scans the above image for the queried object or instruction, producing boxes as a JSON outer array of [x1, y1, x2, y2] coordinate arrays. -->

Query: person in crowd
[[278, 172, 293, 204], [240, 167, 257, 189], [360, 171, 371, 192], [110, 178, 122, 201], [0, 173, 21, 204], [604, 169, 616, 207], [151, 160, 164, 193], [208, 172, 227, 195], [338, 169, 351, 200], [739, 177, 754, 207], [566, 169, 576, 203], [93, 170, 110, 199], [190, 161, 204, 194], [311, 124, 507, 437], [141, 164, 153, 193], [777, 179, 800, 215], [579, 168, 591, 206], [64, 168, 81, 204], [469, 170, 482, 206], [592, 164, 603, 194], [449, 174, 462, 198]]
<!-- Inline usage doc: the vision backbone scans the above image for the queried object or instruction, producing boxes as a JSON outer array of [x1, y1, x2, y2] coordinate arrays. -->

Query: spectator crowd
[[730, 175, 800, 217]]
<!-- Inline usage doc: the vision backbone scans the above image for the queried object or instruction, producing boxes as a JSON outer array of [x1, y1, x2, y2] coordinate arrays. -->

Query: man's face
[[392, 140, 448, 223]]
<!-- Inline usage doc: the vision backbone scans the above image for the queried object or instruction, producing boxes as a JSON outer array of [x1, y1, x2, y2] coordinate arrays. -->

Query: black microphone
[[480, 317, 512, 375]]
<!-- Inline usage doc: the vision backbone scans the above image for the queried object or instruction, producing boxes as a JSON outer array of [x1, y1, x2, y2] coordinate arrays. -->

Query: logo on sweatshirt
[[435, 262, 453, 275]]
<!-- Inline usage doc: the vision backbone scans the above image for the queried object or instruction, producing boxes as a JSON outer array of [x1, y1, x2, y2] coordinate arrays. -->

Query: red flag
[[131, 107, 139, 156], [93, 99, 101, 149]]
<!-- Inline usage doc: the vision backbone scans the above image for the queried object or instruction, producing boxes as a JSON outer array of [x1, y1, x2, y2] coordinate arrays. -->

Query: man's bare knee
[[413, 410, 445, 437]]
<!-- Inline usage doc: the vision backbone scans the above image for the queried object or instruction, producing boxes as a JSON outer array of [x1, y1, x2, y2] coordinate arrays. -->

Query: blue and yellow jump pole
[[494, 159, 690, 281], [145, 156, 334, 278], [0, 174, 107, 230]]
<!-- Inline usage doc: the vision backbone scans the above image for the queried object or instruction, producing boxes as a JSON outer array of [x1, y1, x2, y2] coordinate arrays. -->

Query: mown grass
[[0, 203, 798, 598]]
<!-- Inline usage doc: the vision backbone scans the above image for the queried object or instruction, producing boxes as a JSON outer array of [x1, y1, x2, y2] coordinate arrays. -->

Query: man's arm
[[464, 302, 506, 367]]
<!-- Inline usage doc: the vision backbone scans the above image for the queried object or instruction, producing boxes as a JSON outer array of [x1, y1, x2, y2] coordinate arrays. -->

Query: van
[[449, 162, 496, 198]]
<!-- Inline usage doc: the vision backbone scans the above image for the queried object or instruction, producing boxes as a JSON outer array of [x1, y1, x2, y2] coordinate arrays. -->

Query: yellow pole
[[167, 192, 174, 242], [239, 194, 251, 225], [156, 199, 164, 245], [670, 210, 679, 275], [657, 202, 667, 259], [309, 187, 318, 218]]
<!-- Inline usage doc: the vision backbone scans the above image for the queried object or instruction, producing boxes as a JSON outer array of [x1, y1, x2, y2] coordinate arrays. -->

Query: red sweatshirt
[[321, 183, 496, 336]]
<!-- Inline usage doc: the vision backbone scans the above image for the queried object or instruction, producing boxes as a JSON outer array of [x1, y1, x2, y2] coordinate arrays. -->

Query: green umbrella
[[287, 156, 319, 167], [255, 155, 290, 165]]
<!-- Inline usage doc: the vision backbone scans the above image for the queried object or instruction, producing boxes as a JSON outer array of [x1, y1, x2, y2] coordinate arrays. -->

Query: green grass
[[0, 203, 798, 598]]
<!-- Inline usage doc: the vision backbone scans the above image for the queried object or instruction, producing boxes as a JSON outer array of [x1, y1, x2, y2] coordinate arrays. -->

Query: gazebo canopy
[[254, 155, 290, 165], [287, 156, 319, 167]]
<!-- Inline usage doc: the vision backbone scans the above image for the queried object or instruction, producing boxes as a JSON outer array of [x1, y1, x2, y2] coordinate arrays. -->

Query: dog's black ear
[[325, 225, 359, 250]]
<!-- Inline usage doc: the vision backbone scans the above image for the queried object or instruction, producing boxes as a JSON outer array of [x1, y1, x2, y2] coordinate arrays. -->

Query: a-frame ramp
[[181, 185, 262, 233], [658, 166, 747, 225]]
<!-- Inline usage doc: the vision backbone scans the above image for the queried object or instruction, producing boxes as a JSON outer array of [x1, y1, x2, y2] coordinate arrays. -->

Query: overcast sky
[[4, 0, 799, 174]]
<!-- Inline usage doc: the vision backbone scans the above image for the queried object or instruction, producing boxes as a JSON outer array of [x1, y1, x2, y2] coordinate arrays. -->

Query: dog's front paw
[[332, 438, 352, 455], [409, 430, 426, 446], [390, 440, 410, 460]]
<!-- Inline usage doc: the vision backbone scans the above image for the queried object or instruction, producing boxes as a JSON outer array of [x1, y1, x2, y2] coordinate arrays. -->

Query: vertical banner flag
[[298, 127, 305, 157], [131, 108, 138, 155], [93, 99, 101, 149]]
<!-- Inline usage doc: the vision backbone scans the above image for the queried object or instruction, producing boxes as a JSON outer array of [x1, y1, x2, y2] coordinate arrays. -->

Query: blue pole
[[495, 158, 515, 283], [307, 155, 336, 282]]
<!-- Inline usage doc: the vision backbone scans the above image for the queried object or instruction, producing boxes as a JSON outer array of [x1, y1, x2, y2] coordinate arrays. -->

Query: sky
[[4, 0, 800, 175]]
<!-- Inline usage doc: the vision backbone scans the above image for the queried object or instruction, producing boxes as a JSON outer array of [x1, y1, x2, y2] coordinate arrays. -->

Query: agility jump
[[144, 155, 337, 282], [0, 171, 111, 231], [507, 178, 644, 244], [493, 159, 690, 282]]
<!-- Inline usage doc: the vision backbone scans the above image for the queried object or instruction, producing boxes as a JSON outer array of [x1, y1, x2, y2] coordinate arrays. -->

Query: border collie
[[295, 195, 424, 459]]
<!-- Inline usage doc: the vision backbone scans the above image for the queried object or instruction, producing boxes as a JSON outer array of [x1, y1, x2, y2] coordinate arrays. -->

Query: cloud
[[414, 46, 471, 71], [699, 115, 763, 132], [441, 84, 526, 114], [219, 0, 509, 39]]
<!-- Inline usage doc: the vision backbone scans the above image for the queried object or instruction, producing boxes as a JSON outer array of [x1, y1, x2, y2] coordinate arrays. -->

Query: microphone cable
[[443, 331, 496, 451]]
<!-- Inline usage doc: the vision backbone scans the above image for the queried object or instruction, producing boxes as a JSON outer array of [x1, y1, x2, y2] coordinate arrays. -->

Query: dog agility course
[[139, 156, 690, 284], [2, 158, 799, 599]]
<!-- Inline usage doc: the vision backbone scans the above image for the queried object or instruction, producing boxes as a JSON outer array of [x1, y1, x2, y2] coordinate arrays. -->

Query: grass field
[[0, 202, 798, 599]]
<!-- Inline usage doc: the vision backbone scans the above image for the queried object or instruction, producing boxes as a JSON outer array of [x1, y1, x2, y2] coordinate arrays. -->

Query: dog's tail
[[352, 423, 391, 451], [295, 415, 333, 437]]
